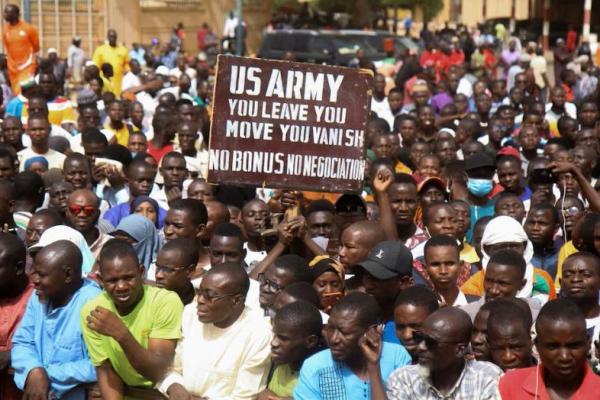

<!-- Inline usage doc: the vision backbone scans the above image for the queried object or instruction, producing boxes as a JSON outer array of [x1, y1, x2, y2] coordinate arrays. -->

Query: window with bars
[[139, 0, 202, 8]]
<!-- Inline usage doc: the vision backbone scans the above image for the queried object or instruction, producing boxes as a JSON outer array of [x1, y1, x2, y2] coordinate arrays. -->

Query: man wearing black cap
[[463, 153, 496, 242], [356, 240, 414, 344]]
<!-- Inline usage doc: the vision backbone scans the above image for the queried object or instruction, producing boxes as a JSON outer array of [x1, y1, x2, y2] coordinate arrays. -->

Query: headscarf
[[129, 196, 161, 228], [480, 216, 534, 298], [32, 225, 96, 276], [115, 214, 160, 269], [309, 255, 345, 290], [24, 156, 48, 172]]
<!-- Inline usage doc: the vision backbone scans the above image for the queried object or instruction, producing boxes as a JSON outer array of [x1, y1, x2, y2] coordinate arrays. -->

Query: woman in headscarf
[[130, 195, 160, 228], [24, 156, 48, 175], [309, 255, 345, 314], [113, 214, 161, 270], [460, 215, 556, 304], [30, 225, 96, 276]]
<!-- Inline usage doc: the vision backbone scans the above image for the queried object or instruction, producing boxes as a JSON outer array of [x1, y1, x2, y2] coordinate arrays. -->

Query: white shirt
[[370, 97, 395, 129], [17, 147, 66, 171], [158, 306, 272, 399], [121, 71, 141, 92], [244, 243, 267, 274]]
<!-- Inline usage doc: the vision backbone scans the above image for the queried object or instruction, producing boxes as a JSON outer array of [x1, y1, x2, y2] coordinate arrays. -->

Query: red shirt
[[561, 83, 575, 102], [0, 282, 34, 400], [147, 141, 174, 164], [419, 50, 439, 68], [499, 363, 600, 400]]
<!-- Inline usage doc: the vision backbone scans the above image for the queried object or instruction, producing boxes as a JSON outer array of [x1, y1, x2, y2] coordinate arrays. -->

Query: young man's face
[[399, 120, 417, 146], [550, 88, 566, 108], [471, 309, 491, 361], [258, 266, 294, 309], [388, 92, 404, 114], [484, 262, 525, 300], [496, 160, 522, 193], [535, 319, 589, 384], [394, 303, 431, 358], [338, 228, 371, 270], [160, 156, 188, 189], [128, 165, 156, 197], [560, 256, 600, 301], [209, 235, 244, 266], [525, 209, 557, 248], [164, 209, 199, 242], [271, 318, 314, 366], [578, 103, 598, 127], [488, 322, 532, 371], [425, 206, 456, 237], [424, 245, 462, 292], [495, 196, 526, 223], [241, 201, 269, 238], [388, 183, 418, 227], [154, 247, 193, 292], [99, 256, 145, 315], [417, 157, 440, 178], [307, 211, 334, 239]]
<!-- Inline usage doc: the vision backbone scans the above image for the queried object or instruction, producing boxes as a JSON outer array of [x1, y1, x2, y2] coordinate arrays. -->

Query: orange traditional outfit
[[2, 20, 39, 94]]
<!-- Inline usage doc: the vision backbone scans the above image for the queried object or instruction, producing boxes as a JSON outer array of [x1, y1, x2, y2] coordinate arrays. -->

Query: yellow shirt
[[554, 240, 578, 290], [80, 285, 183, 388], [268, 364, 299, 397], [92, 43, 130, 95], [104, 121, 137, 147], [460, 242, 480, 265], [22, 97, 76, 127]]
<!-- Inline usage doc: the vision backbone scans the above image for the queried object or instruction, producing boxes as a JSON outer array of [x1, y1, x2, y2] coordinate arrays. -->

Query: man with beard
[[382, 307, 502, 399]]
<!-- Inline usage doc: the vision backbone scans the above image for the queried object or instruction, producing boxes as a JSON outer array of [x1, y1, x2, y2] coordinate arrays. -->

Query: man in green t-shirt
[[260, 301, 322, 399], [80, 239, 183, 398]]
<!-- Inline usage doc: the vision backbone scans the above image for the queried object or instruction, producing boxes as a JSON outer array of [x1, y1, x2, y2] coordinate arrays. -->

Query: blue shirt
[[382, 320, 400, 344], [11, 279, 101, 400], [103, 201, 167, 229], [294, 343, 411, 400], [467, 200, 496, 242], [531, 239, 563, 280]]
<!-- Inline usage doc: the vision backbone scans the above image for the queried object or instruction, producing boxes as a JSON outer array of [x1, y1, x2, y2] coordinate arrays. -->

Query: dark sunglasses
[[413, 331, 460, 349], [68, 204, 97, 216]]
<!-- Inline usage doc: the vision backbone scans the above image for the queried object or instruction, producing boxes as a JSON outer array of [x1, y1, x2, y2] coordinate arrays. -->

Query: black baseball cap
[[465, 153, 495, 171], [356, 241, 413, 279]]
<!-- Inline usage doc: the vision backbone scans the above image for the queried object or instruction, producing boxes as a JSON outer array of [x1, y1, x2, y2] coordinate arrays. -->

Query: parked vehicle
[[258, 29, 419, 65]]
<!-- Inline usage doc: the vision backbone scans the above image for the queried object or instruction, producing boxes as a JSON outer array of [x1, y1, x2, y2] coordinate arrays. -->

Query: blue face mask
[[467, 178, 493, 197], [131, 152, 137, 158]]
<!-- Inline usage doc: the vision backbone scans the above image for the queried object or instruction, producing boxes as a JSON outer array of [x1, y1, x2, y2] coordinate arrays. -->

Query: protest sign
[[207, 55, 371, 192]]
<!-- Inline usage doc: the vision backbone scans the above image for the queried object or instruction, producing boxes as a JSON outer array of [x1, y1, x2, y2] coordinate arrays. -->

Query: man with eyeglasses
[[381, 307, 502, 399], [155, 238, 198, 305], [158, 262, 272, 399], [81, 239, 183, 398], [257, 254, 312, 315], [66, 189, 113, 261]]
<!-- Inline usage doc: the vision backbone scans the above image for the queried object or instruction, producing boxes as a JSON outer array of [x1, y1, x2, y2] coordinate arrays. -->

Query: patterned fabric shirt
[[403, 225, 428, 250], [386, 360, 502, 400]]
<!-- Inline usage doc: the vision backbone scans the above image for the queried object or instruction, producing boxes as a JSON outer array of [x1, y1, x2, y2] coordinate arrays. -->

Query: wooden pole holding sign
[[207, 55, 372, 194]]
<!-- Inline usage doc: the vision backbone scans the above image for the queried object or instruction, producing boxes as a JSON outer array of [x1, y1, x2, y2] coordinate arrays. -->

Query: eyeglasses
[[68, 204, 97, 216], [413, 331, 461, 349], [561, 206, 581, 217], [155, 265, 189, 274], [197, 289, 237, 303], [257, 273, 283, 292]]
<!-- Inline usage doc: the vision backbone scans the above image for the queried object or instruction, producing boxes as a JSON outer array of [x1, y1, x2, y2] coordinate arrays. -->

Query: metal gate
[[0, 0, 107, 57]]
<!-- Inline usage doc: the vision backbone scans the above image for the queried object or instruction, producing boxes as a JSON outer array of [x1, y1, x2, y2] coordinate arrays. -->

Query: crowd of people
[[2, 2, 600, 399]]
